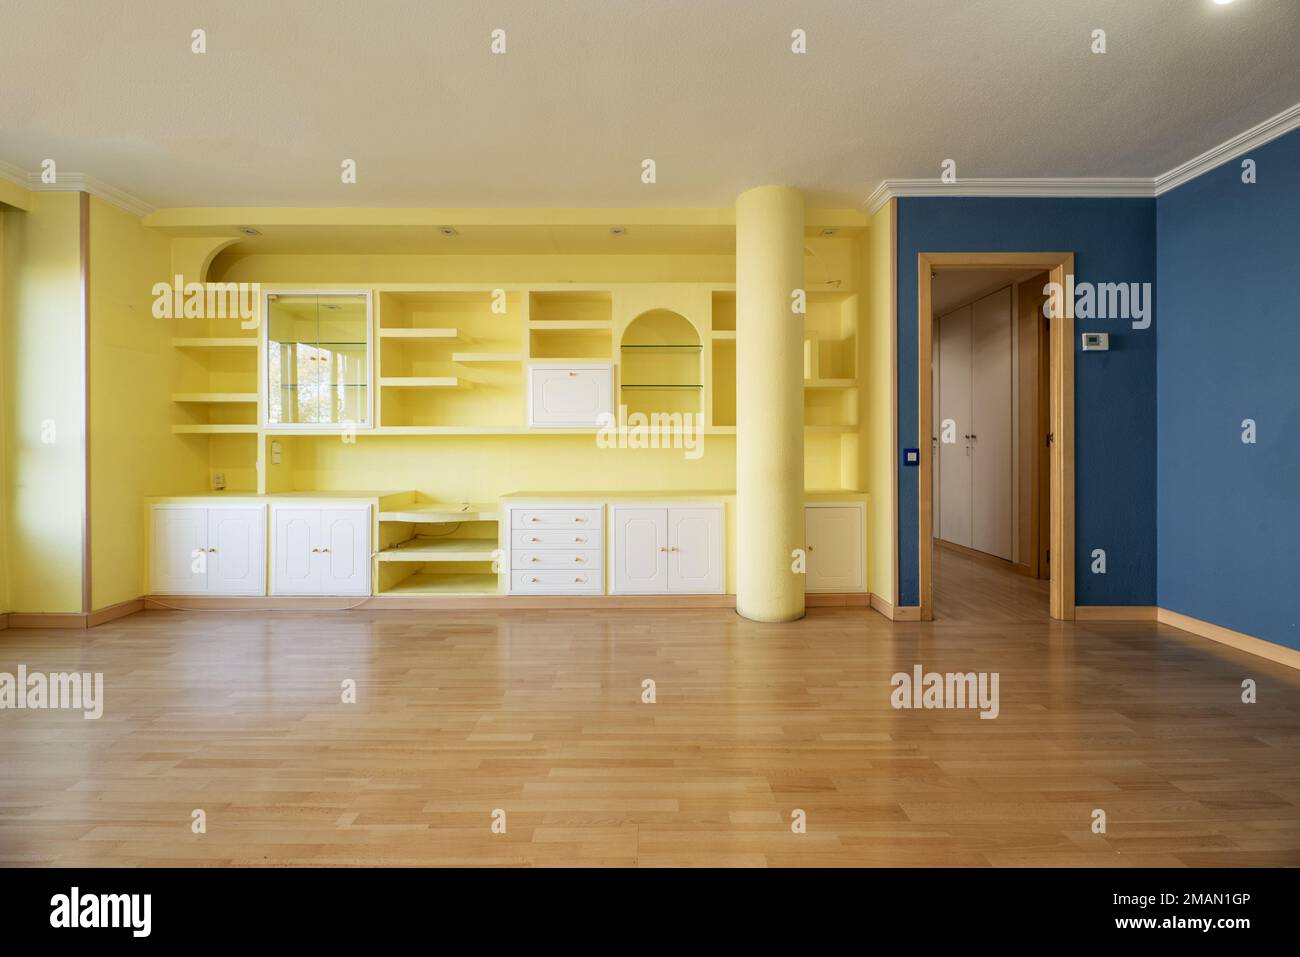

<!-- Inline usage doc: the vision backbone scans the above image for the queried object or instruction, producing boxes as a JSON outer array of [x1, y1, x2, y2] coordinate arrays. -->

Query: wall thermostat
[[1081, 332, 1109, 351], [903, 448, 920, 466]]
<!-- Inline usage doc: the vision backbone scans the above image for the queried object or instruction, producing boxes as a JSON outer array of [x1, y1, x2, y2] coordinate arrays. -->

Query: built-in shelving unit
[[172, 319, 259, 490], [374, 497, 502, 595], [378, 290, 524, 429]]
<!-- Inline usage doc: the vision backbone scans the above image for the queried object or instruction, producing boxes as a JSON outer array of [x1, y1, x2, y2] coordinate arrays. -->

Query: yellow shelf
[[528, 319, 611, 330], [805, 378, 858, 390], [172, 424, 259, 434], [171, 393, 258, 404], [379, 377, 462, 388], [380, 328, 458, 339], [171, 337, 258, 349], [380, 572, 500, 596], [804, 424, 856, 433], [451, 352, 522, 363], [380, 503, 498, 523], [378, 537, 497, 562]]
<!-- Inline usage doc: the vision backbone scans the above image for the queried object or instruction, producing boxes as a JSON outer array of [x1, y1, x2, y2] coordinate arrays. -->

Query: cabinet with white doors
[[527, 364, 613, 427], [150, 504, 267, 595], [609, 504, 724, 594], [936, 286, 1013, 560], [804, 502, 865, 593], [506, 504, 604, 594], [270, 504, 372, 595]]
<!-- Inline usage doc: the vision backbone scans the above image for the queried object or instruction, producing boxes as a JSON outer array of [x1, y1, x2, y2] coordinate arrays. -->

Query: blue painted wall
[[895, 197, 1158, 608], [1156, 128, 1300, 650]]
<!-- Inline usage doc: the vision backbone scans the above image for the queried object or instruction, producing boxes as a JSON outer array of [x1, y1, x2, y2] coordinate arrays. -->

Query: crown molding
[[1153, 100, 1300, 196], [864, 99, 1300, 214], [0, 161, 155, 218], [863, 177, 1152, 214]]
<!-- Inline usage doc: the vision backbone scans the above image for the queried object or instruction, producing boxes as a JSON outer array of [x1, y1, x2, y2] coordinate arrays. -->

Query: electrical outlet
[[270, 440, 282, 465], [212, 472, 226, 490]]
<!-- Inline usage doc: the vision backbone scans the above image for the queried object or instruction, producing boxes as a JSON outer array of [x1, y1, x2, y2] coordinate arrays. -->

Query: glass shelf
[[267, 293, 371, 427]]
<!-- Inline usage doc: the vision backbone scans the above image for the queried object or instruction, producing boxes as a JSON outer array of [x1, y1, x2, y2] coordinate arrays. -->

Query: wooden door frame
[[918, 252, 1075, 621]]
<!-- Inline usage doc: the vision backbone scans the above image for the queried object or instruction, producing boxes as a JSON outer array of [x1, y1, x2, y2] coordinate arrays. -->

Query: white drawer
[[511, 569, 602, 593], [513, 507, 602, 529], [513, 548, 601, 570], [528, 364, 613, 427], [511, 528, 599, 548]]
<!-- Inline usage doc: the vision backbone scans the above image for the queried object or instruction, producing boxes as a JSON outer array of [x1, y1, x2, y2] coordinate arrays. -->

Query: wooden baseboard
[[87, 598, 144, 627], [935, 538, 1017, 572], [5, 598, 146, 631], [0, 613, 8, 630], [1075, 605, 1158, 621], [806, 592, 870, 608], [1157, 607, 1300, 672], [868, 593, 921, 621]]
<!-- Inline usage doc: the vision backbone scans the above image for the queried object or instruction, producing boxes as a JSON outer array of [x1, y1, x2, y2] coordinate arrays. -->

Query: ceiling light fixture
[[438, 226, 458, 237], [237, 226, 261, 237], [1213, 0, 1234, 5], [819, 228, 838, 237], [609, 226, 626, 236]]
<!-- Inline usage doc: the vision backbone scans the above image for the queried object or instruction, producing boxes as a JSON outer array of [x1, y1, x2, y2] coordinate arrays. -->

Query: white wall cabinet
[[936, 286, 1013, 560], [611, 504, 722, 594], [271, 505, 371, 595], [805, 503, 865, 593], [150, 504, 266, 595], [527, 364, 613, 427]]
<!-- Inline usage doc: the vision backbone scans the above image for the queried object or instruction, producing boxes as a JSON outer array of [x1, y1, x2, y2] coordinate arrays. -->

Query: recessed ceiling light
[[820, 228, 837, 237], [237, 226, 261, 237], [1213, 0, 1233, 5], [609, 226, 626, 236], [438, 226, 458, 237]]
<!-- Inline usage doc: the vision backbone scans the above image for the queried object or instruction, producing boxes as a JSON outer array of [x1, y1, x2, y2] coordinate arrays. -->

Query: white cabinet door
[[151, 506, 209, 594], [271, 507, 320, 595], [970, 286, 1013, 561], [806, 504, 864, 592], [207, 507, 266, 595], [611, 507, 667, 593], [319, 507, 371, 595], [938, 305, 973, 548], [528, 365, 613, 427], [667, 507, 723, 594]]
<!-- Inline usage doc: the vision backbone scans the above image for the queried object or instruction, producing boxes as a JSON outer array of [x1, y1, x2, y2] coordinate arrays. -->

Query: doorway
[[917, 253, 1076, 621]]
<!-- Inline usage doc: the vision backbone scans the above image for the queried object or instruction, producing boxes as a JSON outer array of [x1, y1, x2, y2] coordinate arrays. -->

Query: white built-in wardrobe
[[933, 286, 1014, 561]]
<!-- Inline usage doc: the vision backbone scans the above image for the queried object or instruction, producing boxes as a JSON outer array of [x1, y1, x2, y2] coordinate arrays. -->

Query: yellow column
[[735, 185, 805, 622]]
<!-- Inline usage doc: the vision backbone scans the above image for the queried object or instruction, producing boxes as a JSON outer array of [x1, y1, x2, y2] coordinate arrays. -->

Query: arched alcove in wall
[[618, 309, 703, 422]]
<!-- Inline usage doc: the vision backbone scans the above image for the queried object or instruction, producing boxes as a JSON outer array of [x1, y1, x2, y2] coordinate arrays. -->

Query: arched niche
[[618, 309, 704, 421]]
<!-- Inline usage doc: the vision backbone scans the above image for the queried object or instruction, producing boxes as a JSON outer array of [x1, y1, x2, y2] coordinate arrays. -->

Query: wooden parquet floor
[[2, 549, 1298, 866]]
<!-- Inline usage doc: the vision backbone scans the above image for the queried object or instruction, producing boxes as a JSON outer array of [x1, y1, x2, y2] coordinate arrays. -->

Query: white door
[[528, 365, 613, 426], [971, 287, 1013, 560], [318, 507, 371, 595], [272, 507, 320, 595], [937, 305, 973, 547], [612, 507, 667, 593], [667, 507, 722, 593], [207, 507, 266, 595], [151, 506, 209, 594], [806, 505, 864, 592]]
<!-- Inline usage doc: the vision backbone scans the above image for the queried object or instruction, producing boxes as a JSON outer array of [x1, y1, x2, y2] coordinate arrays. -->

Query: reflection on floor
[[2, 552, 1297, 866]]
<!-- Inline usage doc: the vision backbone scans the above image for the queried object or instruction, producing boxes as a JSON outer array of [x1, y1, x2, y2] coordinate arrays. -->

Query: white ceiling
[[1, 0, 1298, 210]]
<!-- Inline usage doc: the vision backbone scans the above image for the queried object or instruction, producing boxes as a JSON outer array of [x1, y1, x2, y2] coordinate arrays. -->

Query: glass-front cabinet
[[265, 291, 372, 428]]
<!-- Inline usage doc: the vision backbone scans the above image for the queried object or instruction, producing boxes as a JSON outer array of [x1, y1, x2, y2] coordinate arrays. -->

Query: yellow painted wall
[[858, 201, 897, 603], [0, 192, 84, 613], [0, 212, 8, 610], [89, 197, 209, 610]]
